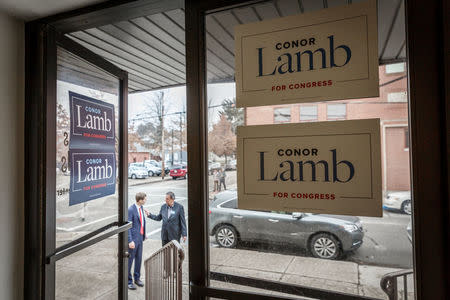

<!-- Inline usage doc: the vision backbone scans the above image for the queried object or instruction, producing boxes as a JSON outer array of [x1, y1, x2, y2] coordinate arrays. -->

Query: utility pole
[[171, 128, 174, 164], [179, 111, 183, 163], [160, 93, 165, 180]]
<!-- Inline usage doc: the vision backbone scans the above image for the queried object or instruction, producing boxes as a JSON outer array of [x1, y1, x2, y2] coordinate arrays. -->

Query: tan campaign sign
[[237, 119, 382, 217], [235, 0, 379, 108]]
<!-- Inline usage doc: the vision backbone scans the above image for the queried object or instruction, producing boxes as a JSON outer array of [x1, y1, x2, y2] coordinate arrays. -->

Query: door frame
[[24, 0, 449, 299], [25, 23, 130, 299]]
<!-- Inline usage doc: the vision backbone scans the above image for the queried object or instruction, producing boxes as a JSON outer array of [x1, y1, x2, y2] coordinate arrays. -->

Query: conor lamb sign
[[235, 0, 379, 108], [237, 119, 382, 217]]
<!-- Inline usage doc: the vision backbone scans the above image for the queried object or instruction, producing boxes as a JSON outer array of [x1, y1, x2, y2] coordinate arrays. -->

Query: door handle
[[268, 219, 279, 223], [233, 215, 243, 219]]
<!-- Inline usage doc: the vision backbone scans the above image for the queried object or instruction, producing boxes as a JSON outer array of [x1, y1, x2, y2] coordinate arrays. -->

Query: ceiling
[[55, 0, 406, 94], [0, 0, 105, 21]]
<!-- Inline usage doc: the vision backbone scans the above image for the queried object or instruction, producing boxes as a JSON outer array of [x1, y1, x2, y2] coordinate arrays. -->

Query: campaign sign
[[69, 91, 115, 149], [235, 0, 378, 107], [69, 149, 116, 206], [237, 119, 382, 217]]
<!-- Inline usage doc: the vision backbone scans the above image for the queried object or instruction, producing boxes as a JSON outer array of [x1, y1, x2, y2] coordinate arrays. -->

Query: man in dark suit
[[147, 191, 187, 246], [127, 192, 147, 290]]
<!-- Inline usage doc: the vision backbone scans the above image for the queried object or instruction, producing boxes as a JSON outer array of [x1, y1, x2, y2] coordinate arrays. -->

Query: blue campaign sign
[[69, 91, 115, 149], [69, 149, 116, 206]]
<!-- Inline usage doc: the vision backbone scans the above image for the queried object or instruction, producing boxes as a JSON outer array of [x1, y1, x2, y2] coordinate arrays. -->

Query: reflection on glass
[[206, 1, 414, 299], [56, 46, 120, 245]]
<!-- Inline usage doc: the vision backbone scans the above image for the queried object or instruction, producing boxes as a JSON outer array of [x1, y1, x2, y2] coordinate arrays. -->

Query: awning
[[62, 0, 406, 94]]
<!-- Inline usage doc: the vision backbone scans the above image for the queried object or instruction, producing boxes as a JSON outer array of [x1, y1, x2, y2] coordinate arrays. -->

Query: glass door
[[43, 27, 130, 300]]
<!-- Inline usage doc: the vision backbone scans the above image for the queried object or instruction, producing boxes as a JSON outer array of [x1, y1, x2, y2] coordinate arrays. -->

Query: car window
[[219, 199, 237, 209]]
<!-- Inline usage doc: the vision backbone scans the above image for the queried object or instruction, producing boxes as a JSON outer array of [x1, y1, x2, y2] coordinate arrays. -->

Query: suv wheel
[[148, 171, 154, 177], [131, 174, 136, 179], [310, 233, 341, 259], [401, 200, 412, 215], [215, 225, 237, 248]]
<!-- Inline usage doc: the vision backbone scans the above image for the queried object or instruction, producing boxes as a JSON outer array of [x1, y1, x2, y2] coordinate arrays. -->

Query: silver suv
[[209, 191, 364, 260]]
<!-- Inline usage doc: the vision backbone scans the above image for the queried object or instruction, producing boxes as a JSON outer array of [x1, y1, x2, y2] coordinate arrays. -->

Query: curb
[[129, 177, 173, 187]]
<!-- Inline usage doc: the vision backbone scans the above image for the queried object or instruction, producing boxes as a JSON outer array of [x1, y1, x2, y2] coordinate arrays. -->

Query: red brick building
[[246, 63, 409, 192]]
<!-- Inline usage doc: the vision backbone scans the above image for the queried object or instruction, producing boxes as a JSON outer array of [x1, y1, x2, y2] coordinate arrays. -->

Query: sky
[[128, 82, 236, 128]]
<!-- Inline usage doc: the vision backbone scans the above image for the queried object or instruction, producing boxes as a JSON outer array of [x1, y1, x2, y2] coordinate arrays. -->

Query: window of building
[[387, 91, 407, 102], [385, 62, 406, 74], [274, 107, 291, 123], [327, 103, 346, 120], [299, 105, 318, 121]]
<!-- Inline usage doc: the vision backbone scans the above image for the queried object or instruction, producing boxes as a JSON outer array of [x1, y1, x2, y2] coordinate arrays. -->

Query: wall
[[0, 11, 24, 300]]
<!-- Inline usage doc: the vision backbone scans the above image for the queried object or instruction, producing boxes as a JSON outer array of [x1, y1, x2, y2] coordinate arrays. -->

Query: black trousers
[[219, 179, 226, 190]]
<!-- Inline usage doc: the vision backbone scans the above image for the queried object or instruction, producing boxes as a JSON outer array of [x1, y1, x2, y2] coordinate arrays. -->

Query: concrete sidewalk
[[128, 239, 414, 300], [54, 236, 414, 299]]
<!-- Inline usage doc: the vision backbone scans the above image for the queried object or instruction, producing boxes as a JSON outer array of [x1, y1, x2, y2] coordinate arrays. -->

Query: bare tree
[[142, 91, 169, 179]]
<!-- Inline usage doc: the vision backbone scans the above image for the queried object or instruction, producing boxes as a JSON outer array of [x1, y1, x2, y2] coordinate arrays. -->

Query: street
[[57, 172, 413, 269], [131, 177, 413, 269]]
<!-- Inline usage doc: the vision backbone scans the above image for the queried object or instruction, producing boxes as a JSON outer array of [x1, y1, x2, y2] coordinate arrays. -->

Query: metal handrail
[[380, 269, 414, 300], [144, 240, 185, 300]]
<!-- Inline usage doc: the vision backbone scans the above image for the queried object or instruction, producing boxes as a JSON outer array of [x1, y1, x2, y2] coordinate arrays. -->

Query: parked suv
[[209, 191, 364, 260], [169, 164, 187, 180]]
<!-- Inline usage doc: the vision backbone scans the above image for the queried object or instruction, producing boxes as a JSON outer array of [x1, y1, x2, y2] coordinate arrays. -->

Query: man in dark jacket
[[147, 191, 187, 246], [127, 192, 147, 290]]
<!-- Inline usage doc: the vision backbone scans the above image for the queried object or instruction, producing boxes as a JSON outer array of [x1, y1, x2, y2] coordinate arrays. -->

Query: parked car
[[143, 162, 162, 176], [383, 191, 411, 215], [208, 162, 222, 175], [209, 191, 364, 260], [128, 165, 148, 179], [144, 160, 169, 175], [225, 159, 236, 170], [170, 165, 187, 180]]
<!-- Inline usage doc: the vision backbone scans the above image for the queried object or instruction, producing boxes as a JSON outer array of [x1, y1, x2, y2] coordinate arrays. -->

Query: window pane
[[387, 91, 407, 102], [205, 1, 414, 299], [274, 107, 291, 123], [327, 103, 346, 119], [300, 105, 318, 121], [385, 63, 406, 74], [56, 46, 119, 245]]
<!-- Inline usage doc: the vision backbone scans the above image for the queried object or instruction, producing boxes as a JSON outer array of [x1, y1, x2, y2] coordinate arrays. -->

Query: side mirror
[[292, 212, 304, 219]]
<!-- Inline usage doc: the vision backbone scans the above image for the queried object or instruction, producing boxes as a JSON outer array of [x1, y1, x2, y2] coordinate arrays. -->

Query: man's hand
[[129, 241, 135, 249], [144, 209, 149, 216], [182, 236, 187, 242]]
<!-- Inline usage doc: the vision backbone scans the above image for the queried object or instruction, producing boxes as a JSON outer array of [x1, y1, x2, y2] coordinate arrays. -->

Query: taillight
[[208, 210, 212, 214]]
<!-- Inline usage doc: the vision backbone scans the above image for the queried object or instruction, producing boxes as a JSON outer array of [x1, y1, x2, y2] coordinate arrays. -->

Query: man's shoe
[[128, 283, 137, 290], [135, 280, 144, 287]]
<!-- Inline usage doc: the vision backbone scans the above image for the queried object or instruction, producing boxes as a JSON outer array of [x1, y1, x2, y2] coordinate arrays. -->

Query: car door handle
[[233, 215, 243, 219], [268, 219, 279, 223]]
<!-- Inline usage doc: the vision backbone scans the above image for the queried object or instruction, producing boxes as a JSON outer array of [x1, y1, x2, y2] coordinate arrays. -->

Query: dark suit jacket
[[128, 204, 146, 243], [148, 202, 187, 242]]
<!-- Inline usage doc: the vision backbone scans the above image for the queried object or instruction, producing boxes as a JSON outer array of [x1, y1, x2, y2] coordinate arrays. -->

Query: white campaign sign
[[235, 0, 379, 107], [237, 119, 382, 217]]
